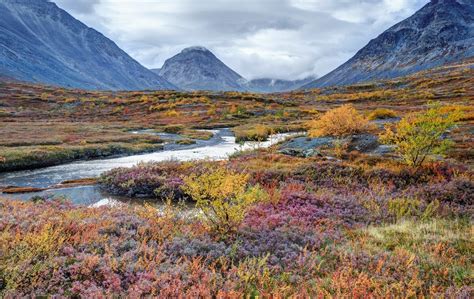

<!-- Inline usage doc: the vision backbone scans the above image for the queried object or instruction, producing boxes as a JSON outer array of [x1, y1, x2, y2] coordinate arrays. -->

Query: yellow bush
[[368, 108, 398, 120], [380, 102, 463, 167], [207, 105, 217, 116], [183, 165, 267, 235], [165, 109, 181, 117], [308, 104, 372, 137], [234, 124, 271, 142]]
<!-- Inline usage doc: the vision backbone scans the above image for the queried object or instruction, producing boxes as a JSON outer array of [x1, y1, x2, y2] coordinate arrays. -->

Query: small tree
[[308, 104, 372, 137], [380, 102, 462, 167], [183, 166, 267, 235]]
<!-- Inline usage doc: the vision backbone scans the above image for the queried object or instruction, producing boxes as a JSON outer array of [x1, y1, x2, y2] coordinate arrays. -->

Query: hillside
[[304, 0, 474, 88], [0, 0, 175, 90]]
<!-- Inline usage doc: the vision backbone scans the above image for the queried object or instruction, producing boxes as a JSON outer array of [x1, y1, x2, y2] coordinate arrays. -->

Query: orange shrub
[[308, 104, 373, 137], [368, 108, 398, 120], [165, 109, 181, 117]]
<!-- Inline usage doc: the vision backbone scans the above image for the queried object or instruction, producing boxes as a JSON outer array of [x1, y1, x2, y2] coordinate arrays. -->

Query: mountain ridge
[[303, 0, 474, 89], [0, 0, 175, 90]]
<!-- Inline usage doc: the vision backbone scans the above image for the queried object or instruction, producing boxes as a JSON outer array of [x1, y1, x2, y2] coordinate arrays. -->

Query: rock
[[279, 136, 334, 157], [371, 145, 395, 155], [280, 136, 335, 150], [347, 134, 380, 152], [279, 148, 321, 158], [279, 134, 389, 157]]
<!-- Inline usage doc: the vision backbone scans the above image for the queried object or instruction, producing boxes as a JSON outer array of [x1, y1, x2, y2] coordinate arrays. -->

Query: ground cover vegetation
[[0, 60, 473, 296], [0, 59, 472, 171]]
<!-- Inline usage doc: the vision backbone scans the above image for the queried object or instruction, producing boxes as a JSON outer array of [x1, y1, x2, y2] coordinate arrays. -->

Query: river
[[0, 128, 294, 205]]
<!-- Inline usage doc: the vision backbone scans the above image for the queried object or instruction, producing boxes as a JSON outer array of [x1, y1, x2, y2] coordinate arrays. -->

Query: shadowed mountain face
[[0, 0, 175, 90], [155, 47, 245, 91], [303, 0, 474, 89]]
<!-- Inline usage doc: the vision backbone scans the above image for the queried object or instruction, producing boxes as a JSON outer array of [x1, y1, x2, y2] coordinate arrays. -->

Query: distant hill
[[156, 47, 245, 91], [303, 0, 474, 89], [243, 76, 316, 93], [0, 0, 175, 90]]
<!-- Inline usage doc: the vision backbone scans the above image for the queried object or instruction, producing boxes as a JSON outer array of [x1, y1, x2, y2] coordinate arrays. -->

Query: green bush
[[380, 102, 463, 167]]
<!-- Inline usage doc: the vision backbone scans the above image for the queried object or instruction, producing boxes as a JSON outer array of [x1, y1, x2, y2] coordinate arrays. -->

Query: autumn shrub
[[165, 109, 181, 117], [163, 124, 184, 134], [244, 190, 370, 229], [413, 177, 474, 217], [380, 102, 463, 167], [367, 108, 398, 120], [183, 165, 268, 235], [308, 104, 373, 137], [234, 124, 271, 142], [99, 162, 188, 198], [387, 197, 422, 220]]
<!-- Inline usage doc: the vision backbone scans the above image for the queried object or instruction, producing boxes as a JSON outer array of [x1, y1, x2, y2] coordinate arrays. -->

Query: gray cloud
[[54, 0, 429, 80], [52, 0, 99, 14]]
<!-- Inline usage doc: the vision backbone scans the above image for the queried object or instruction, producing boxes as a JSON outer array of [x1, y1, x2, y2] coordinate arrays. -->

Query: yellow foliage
[[380, 102, 463, 167], [207, 105, 217, 116], [165, 109, 181, 117], [183, 165, 267, 234], [234, 124, 271, 142], [368, 108, 398, 120], [308, 104, 372, 137]]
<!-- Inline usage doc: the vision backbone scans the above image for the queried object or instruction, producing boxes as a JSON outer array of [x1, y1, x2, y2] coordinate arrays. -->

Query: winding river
[[0, 129, 294, 205]]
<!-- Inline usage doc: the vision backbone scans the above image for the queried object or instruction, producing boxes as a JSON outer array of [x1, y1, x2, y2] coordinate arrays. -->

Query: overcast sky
[[53, 0, 429, 80]]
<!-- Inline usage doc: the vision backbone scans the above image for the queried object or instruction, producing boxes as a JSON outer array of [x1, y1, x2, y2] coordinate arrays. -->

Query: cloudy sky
[[54, 0, 429, 80]]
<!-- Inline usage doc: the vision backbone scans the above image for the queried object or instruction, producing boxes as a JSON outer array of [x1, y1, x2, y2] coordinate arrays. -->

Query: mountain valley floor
[[0, 60, 473, 297]]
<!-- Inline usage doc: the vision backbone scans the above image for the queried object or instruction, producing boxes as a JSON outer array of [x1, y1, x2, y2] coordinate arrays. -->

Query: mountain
[[156, 47, 316, 92], [156, 46, 246, 91], [0, 0, 175, 90], [303, 0, 474, 89], [243, 76, 316, 93]]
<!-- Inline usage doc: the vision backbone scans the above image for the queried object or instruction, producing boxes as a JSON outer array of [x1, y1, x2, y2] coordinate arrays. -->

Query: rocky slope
[[0, 0, 175, 90], [303, 0, 474, 89], [155, 47, 245, 91]]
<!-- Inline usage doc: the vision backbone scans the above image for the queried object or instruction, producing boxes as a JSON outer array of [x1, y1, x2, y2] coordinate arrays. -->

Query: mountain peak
[[0, 0, 175, 90], [181, 46, 210, 54], [303, 0, 474, 89], [159, 47, 244, 91]]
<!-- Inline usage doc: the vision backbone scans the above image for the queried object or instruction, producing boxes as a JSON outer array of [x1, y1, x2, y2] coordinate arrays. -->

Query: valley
[[1, 59, 472, 174], [0, 0, 472, 297]]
